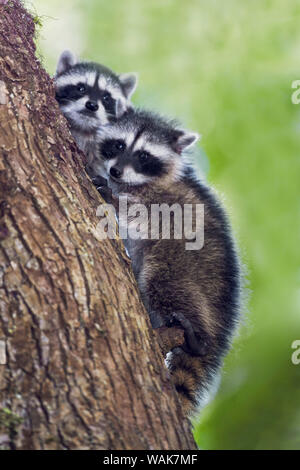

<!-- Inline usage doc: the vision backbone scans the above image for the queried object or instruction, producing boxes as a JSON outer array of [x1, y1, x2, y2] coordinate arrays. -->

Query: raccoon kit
[[96, 109, 241, 414], [54, 50, 137, 182]]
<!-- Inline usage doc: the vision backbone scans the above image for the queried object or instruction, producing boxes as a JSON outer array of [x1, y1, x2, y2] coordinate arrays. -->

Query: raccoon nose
[[110, 167, 122, 179], [85, 100, 99, 112]]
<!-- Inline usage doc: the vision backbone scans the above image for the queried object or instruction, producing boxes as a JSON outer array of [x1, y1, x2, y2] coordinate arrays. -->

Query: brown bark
[[0, 0, 196, 450]]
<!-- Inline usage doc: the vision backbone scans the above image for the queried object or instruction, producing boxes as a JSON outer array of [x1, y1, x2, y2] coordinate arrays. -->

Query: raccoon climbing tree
[[0, 0, 195, 450]]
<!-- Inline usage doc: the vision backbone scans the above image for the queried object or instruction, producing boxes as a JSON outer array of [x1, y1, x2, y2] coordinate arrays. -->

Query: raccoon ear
[[118, 73, 138, 99], [173, 130, 200, 154], [56, 50, 77, 76], [115, 99, 128, 119]]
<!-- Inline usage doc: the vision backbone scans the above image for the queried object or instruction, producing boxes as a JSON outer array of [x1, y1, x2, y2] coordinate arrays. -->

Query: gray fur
[[96, 108, 241, 415]]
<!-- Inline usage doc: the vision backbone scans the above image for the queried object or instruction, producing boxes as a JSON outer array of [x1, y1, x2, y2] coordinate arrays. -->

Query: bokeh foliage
[[32, 0, 300, 449]]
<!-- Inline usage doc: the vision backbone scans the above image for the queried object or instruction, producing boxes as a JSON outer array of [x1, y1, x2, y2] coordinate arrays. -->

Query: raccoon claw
[[167, 312, 208, 357], [97, 185, 113, 203]]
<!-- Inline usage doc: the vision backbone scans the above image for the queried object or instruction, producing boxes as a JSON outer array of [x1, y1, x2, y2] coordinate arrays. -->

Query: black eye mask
[[99, 91, 115, 115], [100, 139, 126, 159], [56, 84, 116, 117], [133, 150, 166, 177], [55, 84, 88, 103]]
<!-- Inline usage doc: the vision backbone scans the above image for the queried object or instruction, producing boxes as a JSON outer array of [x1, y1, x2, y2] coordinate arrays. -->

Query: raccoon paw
[[167, 312, 208, 357], [91, 175, 107, 187]]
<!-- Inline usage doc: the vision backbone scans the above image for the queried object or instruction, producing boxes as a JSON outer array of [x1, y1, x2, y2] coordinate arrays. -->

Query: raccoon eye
[[77, 83, 86, 94], [102, 93, 110, 102], [139, 151, 150, 163], [102, 92, 114, 111], [115, 140, 126, 151], [101, 139, 126, 159]]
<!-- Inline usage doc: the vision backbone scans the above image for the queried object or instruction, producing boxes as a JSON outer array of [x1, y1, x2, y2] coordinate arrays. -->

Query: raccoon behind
[[54, 50, 137, 181], [96, 108, 241, 415]]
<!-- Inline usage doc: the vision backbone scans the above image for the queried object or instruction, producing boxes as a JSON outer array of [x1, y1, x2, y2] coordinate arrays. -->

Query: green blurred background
[[30, 0, 300, 449]]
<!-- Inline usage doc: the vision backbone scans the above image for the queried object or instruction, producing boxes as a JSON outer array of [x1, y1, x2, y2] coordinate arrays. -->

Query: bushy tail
[[167, 347, 219, 415]]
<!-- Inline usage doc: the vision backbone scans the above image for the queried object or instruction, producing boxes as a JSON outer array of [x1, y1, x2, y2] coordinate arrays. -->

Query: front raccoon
[[54, 50, 137, 180], [96, 109, 241, 415]]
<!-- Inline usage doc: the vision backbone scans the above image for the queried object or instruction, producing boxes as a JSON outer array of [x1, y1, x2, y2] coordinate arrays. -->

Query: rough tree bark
[[0, 0, 196, 450]]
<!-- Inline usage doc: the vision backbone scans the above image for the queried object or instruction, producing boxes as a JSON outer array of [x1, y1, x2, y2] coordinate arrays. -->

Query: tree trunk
[[0, 0, 196, 450]]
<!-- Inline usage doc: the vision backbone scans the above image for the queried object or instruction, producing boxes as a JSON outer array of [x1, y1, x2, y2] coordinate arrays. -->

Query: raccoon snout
[[85, 100, 99, 112], [110, 167, 122, 179]]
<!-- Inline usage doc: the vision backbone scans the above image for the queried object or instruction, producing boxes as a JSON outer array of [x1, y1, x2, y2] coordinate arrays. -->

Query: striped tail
[[167, 347, 219, 415]]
